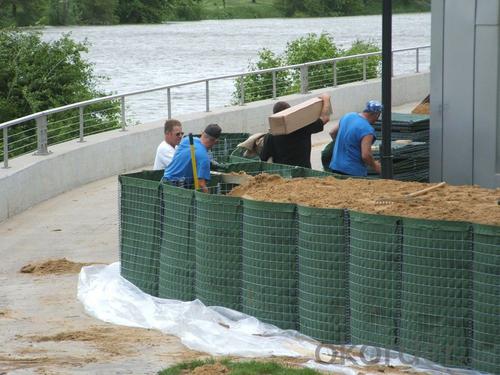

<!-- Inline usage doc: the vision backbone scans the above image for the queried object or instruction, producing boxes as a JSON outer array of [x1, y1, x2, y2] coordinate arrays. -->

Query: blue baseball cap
[[364, 100, 383, 113]]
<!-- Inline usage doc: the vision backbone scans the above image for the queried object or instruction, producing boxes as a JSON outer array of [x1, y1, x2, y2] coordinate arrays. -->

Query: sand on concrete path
[[0, 176, 204, 375]]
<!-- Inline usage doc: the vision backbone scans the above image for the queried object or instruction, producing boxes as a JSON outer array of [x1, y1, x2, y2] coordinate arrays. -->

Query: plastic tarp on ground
[[77, 263, 484, 375]]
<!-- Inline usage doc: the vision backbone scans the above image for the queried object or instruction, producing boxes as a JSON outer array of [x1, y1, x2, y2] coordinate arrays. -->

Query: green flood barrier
[[400, 218, 472, 368], [298, 205, 349, 344], [209, 132, 250, 161], [119, 170, 164, 296], [159, 184, 196, 301], [349, 212, 402, 350], [242, 199, 299, 330], [471, 224, 500, 374], [118, 165, 499, 374], [194, 191, 243, 311]]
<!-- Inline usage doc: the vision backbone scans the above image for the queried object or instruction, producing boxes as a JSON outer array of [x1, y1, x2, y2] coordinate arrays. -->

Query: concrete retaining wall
[[0, 72, 429, 222]]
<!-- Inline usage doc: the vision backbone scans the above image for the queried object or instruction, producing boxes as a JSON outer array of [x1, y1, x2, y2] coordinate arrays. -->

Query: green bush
[[232, 48, 294, 104], [232, 32, 381, 104], [0, 30, 119, 162]]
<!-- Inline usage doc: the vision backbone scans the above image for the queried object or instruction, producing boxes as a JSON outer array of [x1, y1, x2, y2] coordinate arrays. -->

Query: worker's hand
[[320, 93, 330, 101], [319, 93, 331, 124]]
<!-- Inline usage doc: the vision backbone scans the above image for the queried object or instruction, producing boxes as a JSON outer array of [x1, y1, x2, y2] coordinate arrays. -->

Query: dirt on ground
[[229, 174, 500, 226], [188, 362, 230, 374], [1, 325, 205, 373], [27, 326, 186, 358], [0, 309, 13, 319], [19, 258, 96, 275]]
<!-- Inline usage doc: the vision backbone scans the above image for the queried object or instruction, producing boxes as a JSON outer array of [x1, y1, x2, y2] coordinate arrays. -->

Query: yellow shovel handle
[[188, 133, 200, 191]]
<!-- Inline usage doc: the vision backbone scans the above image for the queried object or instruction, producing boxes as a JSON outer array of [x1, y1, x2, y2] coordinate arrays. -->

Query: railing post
[[416, 48, 420, 73], [2, 127, 8, 168], [205, 80, 210, 112], [272, 71, 277, 99], [35, 116, 50, 155], [167, 88, 172, 118], [333, 61, 337, 87], [239, 76, 245, 106], [121, 97, 126, 131], [300, 65, 309, 94], [78, 106, 85, 142], [363, 57, 367, 81]]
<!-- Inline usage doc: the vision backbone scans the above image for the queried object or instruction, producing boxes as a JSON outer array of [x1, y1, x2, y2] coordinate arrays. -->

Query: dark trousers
[[329, 169, 350, 176], [162, 178, 194, 189]]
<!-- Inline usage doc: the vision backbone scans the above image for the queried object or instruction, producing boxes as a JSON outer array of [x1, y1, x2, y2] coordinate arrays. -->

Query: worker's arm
[[198, 178, 208, 193], [319, 93, 331, 124], [259, 133, 273, 162], [329, 122, 339, 140], [361, 135, 381, 174]]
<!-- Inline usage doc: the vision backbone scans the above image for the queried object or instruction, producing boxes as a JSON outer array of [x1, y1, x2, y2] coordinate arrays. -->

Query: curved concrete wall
[[0, 72, 429, 222]]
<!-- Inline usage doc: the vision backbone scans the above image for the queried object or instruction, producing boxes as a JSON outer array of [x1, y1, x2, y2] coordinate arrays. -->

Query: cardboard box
[[268, 97, 329, 135]]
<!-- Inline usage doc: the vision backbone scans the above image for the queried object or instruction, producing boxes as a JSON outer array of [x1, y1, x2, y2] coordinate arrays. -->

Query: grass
[[200, 0, 430, 20], [201, 0, 283, 19], [158, 358, 321, 375]]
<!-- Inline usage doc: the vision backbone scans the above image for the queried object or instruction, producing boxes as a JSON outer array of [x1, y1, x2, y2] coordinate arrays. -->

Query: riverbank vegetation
[[0, 0, 430, 26], [233, 32, 380, 103], [0, 29, 119, 162]]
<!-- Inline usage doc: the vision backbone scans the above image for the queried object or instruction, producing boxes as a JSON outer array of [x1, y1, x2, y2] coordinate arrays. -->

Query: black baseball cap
[[204, 123, 222, 139]]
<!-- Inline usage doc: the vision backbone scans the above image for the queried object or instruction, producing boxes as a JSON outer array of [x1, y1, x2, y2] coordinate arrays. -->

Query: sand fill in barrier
[[229, 174, 500, 226]]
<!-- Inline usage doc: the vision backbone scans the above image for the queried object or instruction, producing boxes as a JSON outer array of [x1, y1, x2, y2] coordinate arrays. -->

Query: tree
[[232, 33, 380, 103], [47, 0, 79, 25], [79, 0, 118, 25], [117, 0, 167, 23], [284, 33, 340, 90], [0, 30, 119, 161], [232, 48, 292, 104], [0, 0, 48, 26], [337, 39, 380, 84], [169, 0, 203, 21]]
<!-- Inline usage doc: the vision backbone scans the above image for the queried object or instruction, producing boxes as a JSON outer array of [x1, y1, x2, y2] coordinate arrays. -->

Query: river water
[[42, 14, 431, 122]]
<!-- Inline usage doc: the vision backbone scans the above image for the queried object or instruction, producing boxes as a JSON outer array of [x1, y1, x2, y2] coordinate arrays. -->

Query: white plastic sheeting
[[77, 263, 483, 375]]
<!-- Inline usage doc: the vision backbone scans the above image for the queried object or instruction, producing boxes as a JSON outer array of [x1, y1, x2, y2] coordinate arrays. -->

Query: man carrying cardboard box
[[260, 93, 331, 168]]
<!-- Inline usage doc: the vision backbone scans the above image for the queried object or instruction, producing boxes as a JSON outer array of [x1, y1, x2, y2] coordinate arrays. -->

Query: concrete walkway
[[0, 103, 419, 374]]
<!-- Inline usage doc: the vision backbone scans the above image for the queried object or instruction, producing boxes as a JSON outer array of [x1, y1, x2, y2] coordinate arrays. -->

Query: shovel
[[375, 181, 446, 205]]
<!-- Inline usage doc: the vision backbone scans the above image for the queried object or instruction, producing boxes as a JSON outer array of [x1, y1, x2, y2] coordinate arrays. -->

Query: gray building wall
[[431, 0, 500, 187]]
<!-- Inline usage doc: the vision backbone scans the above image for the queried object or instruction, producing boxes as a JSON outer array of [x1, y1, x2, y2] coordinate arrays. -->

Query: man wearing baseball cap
[[328, 100, 382, 176], [163, 123, 221, 193]]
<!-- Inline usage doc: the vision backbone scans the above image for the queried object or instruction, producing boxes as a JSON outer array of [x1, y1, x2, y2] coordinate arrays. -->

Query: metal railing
[[0, 45, 430, 168]]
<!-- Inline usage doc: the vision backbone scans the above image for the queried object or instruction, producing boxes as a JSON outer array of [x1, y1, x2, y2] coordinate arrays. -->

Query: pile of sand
[[229, 174, 500, 226], [19, 258, 94, 275]]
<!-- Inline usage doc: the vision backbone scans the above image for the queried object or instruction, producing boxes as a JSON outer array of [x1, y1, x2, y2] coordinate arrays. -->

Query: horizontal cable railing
[[0, 45, 430, 168]]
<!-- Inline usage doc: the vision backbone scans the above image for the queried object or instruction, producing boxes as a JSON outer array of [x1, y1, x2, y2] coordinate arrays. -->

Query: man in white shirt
[[153, 119, 184, 170]]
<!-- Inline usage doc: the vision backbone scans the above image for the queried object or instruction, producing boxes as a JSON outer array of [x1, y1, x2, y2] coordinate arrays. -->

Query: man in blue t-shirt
[[163, 123, 222, 193], [328, 100, 382, 176]]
